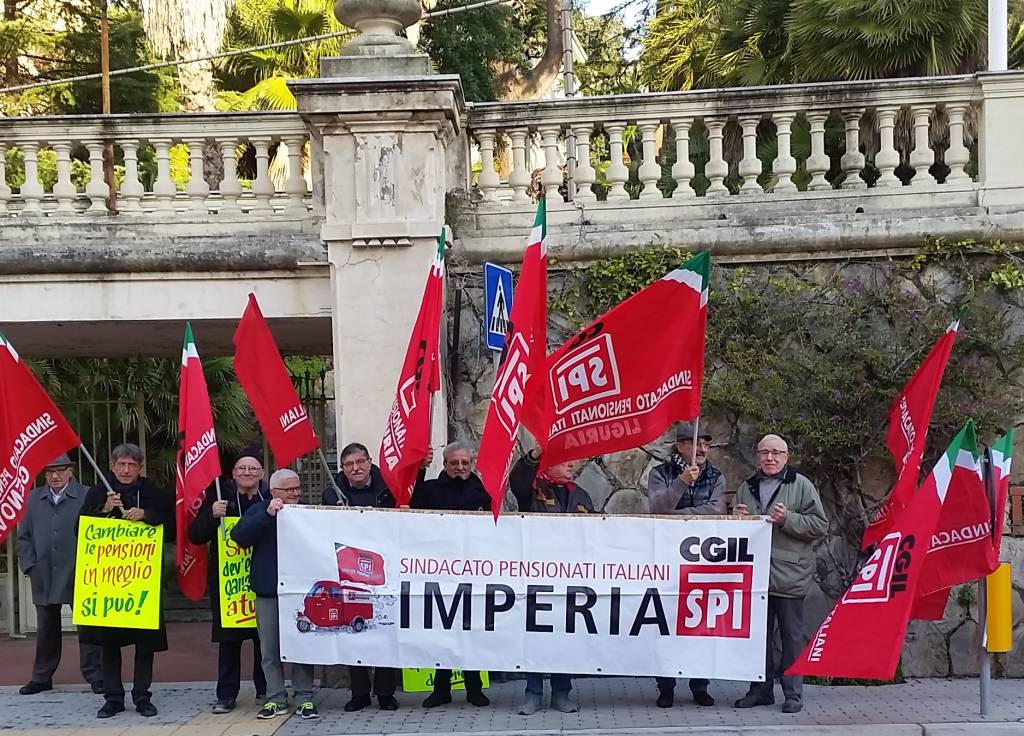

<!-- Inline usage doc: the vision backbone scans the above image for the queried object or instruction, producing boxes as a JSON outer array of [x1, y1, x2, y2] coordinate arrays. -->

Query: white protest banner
[[277, 507, 771, 681]]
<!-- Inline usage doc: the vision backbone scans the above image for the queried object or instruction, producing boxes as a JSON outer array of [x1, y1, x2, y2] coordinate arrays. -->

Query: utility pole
[[100, 0, 117, 212], [989, 0, 1008, 70]]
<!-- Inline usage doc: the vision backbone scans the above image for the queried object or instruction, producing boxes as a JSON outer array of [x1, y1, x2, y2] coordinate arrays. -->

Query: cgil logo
[[675, 536, 755, 638], [842, 532, 913, 604], [492, 333, 530, 437]]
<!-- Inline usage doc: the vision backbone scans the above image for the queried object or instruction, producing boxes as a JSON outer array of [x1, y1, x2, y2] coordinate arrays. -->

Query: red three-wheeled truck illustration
[[295, 544, 386, 633]]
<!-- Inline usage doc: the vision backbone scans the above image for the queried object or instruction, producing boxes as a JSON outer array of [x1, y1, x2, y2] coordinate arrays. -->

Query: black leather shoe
[[345, 695, 371, 712], [19, 681, 52, 695], [734, 692, 775, 708], [378, 695, 399, 710], [97, 701, 125, 719], [782, 698, 803, 713], [422, 690, 452, 708], [692, 690, 715, 707], [466, 691, 490, 707], [136, 701, 158, 717], [656, 690, 673, 708]]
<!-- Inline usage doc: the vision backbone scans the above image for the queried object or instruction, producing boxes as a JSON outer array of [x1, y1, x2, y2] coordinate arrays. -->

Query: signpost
[[483, 262, 514, 372]]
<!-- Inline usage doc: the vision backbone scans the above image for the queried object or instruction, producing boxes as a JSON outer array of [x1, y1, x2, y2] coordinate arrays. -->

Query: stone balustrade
[[0, 111, 314, 219], [466, 75, 984, 207]]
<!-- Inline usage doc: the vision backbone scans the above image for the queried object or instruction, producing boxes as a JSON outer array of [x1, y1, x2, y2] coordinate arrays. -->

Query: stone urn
[[335, 0, 422, 55]]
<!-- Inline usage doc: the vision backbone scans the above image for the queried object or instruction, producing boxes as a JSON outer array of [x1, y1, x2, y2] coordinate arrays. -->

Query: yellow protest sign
[[73, 516, 162, 629], [402, 668, 490, 693], [218, 516, 256, 628]]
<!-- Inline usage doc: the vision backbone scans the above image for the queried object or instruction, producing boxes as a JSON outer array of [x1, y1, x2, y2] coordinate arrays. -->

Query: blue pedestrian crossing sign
[[484, 262, 514, 352]]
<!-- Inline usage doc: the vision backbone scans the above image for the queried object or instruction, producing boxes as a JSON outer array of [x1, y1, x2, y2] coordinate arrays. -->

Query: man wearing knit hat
[[189, 446, 269, 713], [647, 421, 726, 708], [16, 452, 103, 695]]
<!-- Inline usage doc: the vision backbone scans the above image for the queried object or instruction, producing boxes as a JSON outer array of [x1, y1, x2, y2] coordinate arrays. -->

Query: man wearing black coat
[[78, 444, 172, 719], [321, 442, 400, 712], [188, 447, 269, 714], [410, 440, 490, 709]]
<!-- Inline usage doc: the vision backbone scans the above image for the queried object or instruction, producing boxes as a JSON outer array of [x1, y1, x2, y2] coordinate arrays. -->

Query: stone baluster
[[945, 105, 971, 183], [737, 116, 762, 194], [184, 138, 211, 213], [84, 141, 108, 213], [874, 107, 901, 187], [604, 123, 630, 201], [539, 126, 563, 204], [705, 120, 728, 195], [572, 124, 597, 203], [508, 128, 531, 204], [670, 119, 695, 198], [909, 105, 936, 187], [218, 138, 243, 214], [283, 136, 308, 216], [475, 130, 501, 202], [251, 137, 276, 211], [841, 109, 867, 189], [637, 121, 663, 200], [118, 140, 145, 215], [151, 138, 177, 212], [806, 112, 832, 191], [51, 142, 77, 215], [771, 114, 798, 193], [19, 142, 45, 214], [0, 143, 10, 214]]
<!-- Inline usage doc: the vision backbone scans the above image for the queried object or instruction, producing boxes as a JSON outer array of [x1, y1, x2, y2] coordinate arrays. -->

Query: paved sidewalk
[[2, 677, 1023, 735]]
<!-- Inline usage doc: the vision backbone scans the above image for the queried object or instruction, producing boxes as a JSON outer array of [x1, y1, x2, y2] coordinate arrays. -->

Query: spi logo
[[492, 333, 530, 437], [842, 532, 913, 604], [676, 564, 752, 638], [550, 333, 621, 415]]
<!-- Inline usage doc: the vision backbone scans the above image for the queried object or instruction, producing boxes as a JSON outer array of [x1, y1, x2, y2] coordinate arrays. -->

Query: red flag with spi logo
[[233, 294, 319, 467], [0, 333, 80, 546], [788, 422, 975, 680]]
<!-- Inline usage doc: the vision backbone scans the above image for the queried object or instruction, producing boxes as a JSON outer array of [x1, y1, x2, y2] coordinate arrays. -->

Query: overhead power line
[[0, 0, 510, 96]]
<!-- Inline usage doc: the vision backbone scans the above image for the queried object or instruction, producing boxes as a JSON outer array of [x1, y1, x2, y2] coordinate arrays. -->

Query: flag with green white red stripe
[[522, 249, 711, 467]]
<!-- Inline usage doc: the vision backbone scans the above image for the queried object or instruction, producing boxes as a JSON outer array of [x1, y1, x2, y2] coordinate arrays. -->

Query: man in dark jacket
[[321, 442, 399, 712], [16, 453, 103, 695], [188, 447, 268, 714], [509, 447, 593, 715], [78, 444, 172, 719], [647, 421, 725, 708], [231, 469, 318, 721], [410, 440, 490, 709]]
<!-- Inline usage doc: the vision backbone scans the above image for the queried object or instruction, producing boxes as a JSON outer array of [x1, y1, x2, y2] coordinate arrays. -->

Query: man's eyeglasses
[[235, 466, 263, 474], [758, 449, 788, 458], [446, 460, 472, 467], [342, 458, 370, 470]]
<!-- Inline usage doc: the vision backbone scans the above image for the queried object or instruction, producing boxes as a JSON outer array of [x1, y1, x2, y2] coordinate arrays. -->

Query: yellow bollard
[[986, 562, 1013, 653]]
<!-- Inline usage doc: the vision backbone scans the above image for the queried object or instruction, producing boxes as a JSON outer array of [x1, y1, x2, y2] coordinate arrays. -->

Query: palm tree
[[140, 0, 235, 111], [218, 0, 346, 111]]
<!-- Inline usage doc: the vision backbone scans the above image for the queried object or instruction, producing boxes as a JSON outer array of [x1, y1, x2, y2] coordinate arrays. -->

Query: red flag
[[862, 308, 964, 549], [233, 294, 319, 466], [522, 251, 710, 468], [378, 233, 445, 506], [0, 334, 80, 545], [175, 324, 221, 601], [476, 201, 548, 518], [788, 422, 974, 680], [987, 429, 1015, 561]]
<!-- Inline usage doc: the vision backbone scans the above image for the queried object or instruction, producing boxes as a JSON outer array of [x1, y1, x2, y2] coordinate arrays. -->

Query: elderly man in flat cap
[[647, 421, 727, 709], [16, 453, 103, 695]]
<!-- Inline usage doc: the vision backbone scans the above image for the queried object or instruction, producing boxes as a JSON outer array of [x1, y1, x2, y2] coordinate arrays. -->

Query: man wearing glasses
[[188, 447, 269, 714], [647, 421, 725, 708], [732, 434, 827, 715], [410, 441, 491, 709], [16, 453, 103, 696], [321, 442, 399, 712], [231, 469, 319, 721]]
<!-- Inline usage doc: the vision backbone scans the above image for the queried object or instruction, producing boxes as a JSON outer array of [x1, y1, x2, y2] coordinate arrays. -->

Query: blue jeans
[[525, 673, 573, 697]]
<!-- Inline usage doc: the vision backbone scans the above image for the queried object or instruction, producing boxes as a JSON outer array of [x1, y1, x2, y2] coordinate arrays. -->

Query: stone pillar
[[978, 71, 1024, 209], [290, 0, 465, 460]]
